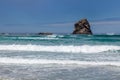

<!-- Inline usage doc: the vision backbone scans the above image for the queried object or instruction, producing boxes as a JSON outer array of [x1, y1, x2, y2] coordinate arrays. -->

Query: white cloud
[[40, 23, 74, 27], [91, 21, 120, 25], [40, 20, 120, 27]]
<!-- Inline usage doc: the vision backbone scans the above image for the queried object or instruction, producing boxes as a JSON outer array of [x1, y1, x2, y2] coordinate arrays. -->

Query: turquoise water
[[0, 34, 120, 80]]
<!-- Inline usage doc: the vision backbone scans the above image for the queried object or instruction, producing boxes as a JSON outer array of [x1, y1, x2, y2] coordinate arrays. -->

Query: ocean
[[0, 34, 120, 80]]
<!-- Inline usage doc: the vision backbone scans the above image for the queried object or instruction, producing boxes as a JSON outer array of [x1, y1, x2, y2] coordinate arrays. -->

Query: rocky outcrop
[[73, 19, 92, 34], [38, 32, 53, 35]]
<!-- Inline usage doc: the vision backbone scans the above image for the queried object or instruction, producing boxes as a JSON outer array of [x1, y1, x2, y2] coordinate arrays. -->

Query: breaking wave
[[0, 44, 119, 53], [0, 57, 120, 66]]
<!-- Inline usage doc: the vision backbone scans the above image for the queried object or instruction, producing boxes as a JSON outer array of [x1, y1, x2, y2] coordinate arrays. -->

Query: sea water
[[0, 34, 120, 80]]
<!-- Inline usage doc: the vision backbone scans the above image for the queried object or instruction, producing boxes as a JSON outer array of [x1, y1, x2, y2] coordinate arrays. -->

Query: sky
[[0, 0, 120, 34]]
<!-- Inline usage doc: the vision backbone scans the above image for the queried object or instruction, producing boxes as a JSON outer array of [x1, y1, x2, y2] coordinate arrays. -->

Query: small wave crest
[[0, 44, 119, 53], [18, 37, 59, 40], [0, 57, 120, 66], [106, 33, 116, 35], [1, 34, 61, 40]]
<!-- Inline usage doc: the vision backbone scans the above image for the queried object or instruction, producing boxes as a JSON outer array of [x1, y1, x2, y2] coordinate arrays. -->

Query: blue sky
[[0, 0, 120, 34]]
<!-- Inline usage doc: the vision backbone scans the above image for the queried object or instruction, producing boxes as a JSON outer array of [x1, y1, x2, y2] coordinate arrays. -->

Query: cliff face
[[73, 19, 92, 34]]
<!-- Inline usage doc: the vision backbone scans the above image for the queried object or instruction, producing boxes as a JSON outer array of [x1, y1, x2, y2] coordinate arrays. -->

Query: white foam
[[0, 44, 119, 53], [47, 34, 57, 38], [18, 37, 58, 40], [0, 57, 120, 66], [47, 34, 64, 38], [106, 33, 115, 35]]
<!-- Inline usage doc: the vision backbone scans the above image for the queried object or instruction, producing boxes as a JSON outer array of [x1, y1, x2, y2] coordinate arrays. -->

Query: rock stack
[[73, 19, 92, 34]]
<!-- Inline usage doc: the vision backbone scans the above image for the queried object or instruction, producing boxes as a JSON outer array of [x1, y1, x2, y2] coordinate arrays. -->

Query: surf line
[[0, 58, 120, 66], [0, 44, 119, 53]]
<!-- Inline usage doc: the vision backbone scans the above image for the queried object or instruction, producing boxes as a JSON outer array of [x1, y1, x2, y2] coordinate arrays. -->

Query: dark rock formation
[[73, 19, 92, 34], [38, 32, 53, 35]]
